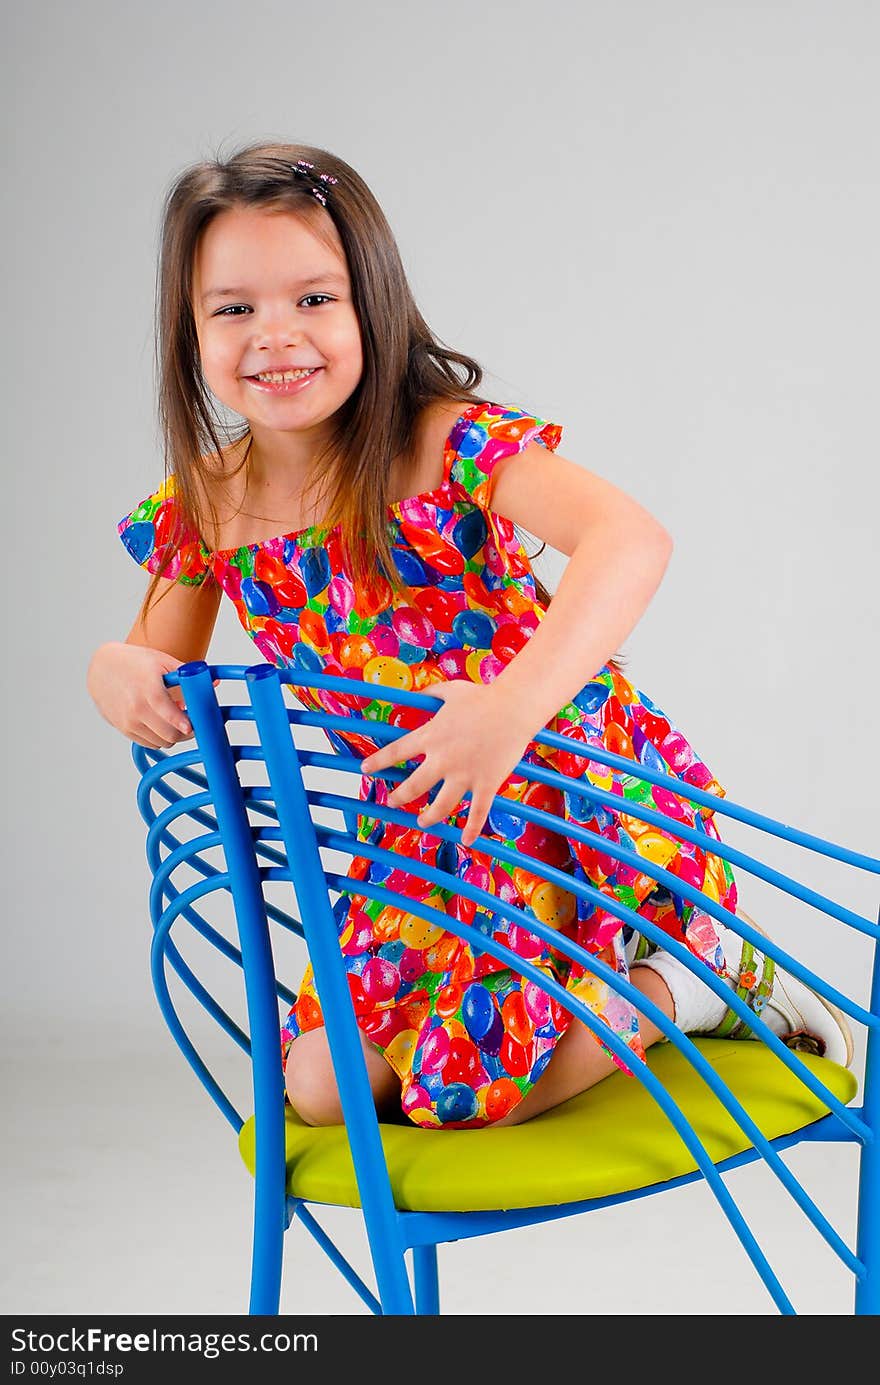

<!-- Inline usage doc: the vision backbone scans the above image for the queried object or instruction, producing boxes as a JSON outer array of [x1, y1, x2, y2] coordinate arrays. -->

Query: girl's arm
[[482, 443, 673, 732], [87, 575, 222, 749], [361, 442, 673, 845], [123, 568, 223, 664]]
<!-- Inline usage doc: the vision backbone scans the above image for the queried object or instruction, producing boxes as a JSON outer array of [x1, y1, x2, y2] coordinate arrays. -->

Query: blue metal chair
[[131, 661, 879, 1316]]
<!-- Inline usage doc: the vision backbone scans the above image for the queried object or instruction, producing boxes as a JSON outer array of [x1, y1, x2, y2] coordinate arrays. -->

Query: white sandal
[[630, 908, 854, 1068]]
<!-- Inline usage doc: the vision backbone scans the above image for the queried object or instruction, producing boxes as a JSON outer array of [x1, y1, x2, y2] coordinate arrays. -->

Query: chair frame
[[132, 661, 880, 1316]]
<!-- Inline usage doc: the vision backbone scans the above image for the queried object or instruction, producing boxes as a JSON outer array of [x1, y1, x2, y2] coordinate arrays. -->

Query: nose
[[252, 303, 308, 348]]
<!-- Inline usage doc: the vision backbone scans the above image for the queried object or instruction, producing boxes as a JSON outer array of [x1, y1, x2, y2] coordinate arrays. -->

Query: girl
[[88, 140, 851, 1132]]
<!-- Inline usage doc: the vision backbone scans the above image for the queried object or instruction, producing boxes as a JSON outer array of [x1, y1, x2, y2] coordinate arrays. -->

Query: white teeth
[[253, 368, 317, 382]]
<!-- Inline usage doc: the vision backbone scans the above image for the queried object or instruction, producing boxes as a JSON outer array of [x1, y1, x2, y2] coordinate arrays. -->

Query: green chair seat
[[238, 1038, 858, 1214]]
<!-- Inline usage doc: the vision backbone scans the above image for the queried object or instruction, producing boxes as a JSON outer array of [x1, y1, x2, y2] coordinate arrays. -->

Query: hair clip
[[289, 158, 339, 207]]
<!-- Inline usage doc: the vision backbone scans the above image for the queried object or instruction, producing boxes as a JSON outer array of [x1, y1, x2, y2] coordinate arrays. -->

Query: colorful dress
[[118, 400, 738, 1129]]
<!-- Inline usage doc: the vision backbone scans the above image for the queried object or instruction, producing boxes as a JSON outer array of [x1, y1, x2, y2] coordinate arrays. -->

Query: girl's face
[[192, 206, 363, 444]]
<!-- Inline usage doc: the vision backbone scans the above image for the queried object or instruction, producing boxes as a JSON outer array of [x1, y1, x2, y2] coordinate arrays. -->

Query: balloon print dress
[[118, 400, 738, 1129]]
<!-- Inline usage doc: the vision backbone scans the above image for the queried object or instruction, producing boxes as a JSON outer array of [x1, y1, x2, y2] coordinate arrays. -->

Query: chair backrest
[[132, 661, 880, 1315]]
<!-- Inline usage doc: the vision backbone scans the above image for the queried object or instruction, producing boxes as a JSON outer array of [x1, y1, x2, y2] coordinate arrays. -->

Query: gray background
[[4, 0, 878, 1316]]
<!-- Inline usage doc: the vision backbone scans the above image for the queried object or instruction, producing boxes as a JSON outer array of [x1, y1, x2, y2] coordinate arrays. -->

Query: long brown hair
[[141, 137, 626, 674]]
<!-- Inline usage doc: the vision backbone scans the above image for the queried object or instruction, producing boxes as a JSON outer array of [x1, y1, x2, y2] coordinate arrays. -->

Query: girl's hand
[[359, 680, 539, 848], [86, 641, 200, 750]]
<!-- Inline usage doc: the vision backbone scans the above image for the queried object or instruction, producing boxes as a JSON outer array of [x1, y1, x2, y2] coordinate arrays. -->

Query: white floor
[[2, 1029, 864, 1318]]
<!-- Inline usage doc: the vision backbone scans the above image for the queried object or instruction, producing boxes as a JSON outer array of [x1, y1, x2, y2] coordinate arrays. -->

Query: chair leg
[[855, 1119, 879, 1314], [412, 1244, 440, 1315], [855, 938, 880, 1315], [248, 1178, 285, 1314]]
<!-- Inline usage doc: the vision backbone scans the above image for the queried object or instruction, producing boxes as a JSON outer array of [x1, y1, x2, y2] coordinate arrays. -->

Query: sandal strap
[[704, 936, 775, 1040], [632, 933, 658, 962]]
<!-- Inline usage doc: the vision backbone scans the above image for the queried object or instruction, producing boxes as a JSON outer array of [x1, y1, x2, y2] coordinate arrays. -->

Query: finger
[[460, 801, 491, 847], [142, 708, 192, 748], [169, 706, 192, 736], [130, 722, 173, 751], [361, 735, 415, 774], [386, 764, 442, 808], [156, 705, 192, 739], [363, 756, 418, 785], [157, 687, 193, 733], [416, 781, 469, 830]]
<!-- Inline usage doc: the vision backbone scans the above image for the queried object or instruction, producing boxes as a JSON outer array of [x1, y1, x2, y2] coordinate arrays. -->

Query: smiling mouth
[[249, 367, 319, 381], [245, 368, 322, 393]]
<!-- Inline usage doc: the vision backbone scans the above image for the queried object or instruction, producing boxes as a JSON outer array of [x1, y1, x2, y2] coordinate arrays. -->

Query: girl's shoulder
[[117, 469, 212, 586], [394, 398, 475, 495], [116, 443, 243, 579], [439, 399, 564, 510], [404, 397, 563, 498]]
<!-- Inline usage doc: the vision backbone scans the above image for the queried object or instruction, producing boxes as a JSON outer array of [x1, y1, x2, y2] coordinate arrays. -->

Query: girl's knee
[[285, 1030, 344, 1126], [284, 1025, 402, 1126]]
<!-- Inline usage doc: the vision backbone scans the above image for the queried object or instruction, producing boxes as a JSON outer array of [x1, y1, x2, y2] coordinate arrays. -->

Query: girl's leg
[[285, 1026, 402, 1126], [491, 964, 675, 1128]]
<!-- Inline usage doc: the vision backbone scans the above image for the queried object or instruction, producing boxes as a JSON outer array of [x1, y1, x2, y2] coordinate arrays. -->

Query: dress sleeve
[[117, 475, 212, 587], [449, 402, 564, 509]]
